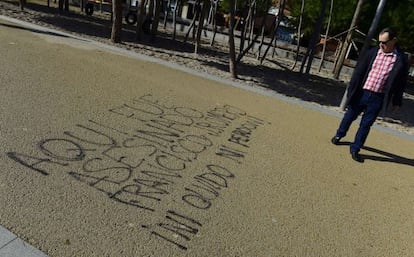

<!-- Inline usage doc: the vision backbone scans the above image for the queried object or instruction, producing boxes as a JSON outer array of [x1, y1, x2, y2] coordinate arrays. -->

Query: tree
[[228, 0, 237, 78], [259, 0, 287, 64], [236, 0, 270, 63], [317, 0, 333, 72], [290, 0, 362, 46], [195, 0, 209, 53], [58, 0, 70, 13], [290, 0, 304, 70], [209, 0, 220, 46], [19, 0, 26, 10], [135, 0, 147, 40], [299, 0, 328, 75], [184, 0, 201, 42], [290, 0, 414, 53], [333, 0, 364, 79], [169, 0, 182, 40], [237, 0, 256, 52], [150, 0, 162, 41], [111, 0, 123, 43], [256, 0, 272, 60], [383, 0, 414, 52]]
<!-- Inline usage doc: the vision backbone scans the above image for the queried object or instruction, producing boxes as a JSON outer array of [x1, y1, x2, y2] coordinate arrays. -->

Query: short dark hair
[[380, 27, 397, 40]]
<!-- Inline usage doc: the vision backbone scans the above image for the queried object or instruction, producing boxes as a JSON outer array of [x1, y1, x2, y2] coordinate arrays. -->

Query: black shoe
[[331, 136, 341, 145], [351, 151, 364, 163]]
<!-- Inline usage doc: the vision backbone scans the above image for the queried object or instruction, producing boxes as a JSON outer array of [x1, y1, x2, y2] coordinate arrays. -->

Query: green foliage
[[290, 0, 358, 40], [289, 0, 414, 52], [379, 0, 414, 52]]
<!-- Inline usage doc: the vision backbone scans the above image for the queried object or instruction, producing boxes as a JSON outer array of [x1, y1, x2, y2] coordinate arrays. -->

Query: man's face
[[378, 32, 396, 53]]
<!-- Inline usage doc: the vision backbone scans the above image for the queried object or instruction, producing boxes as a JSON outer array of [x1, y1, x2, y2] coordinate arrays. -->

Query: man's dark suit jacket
[[345, 46, 409, 114]]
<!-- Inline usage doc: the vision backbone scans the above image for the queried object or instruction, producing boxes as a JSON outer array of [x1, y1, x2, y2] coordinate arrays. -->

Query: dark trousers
[[335, 90, 384, 153]]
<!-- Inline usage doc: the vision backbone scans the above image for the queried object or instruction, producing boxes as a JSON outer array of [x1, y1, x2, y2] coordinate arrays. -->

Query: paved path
[[1, 16, 414, 257], [0, 225, 48, 257]]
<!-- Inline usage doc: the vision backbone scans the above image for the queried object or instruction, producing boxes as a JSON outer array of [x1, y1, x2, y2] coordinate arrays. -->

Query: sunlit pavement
[[1, 16, 414, 257]]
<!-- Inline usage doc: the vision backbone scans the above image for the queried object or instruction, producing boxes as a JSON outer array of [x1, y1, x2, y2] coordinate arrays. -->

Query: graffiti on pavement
[[7, 94, 268, 250]]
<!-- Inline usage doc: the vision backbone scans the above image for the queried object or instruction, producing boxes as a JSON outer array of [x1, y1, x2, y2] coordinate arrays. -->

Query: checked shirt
[[363, 49, 397, 93]]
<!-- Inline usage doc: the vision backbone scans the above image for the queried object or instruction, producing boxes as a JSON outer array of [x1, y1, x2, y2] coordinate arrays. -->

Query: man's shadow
[[336, 141, 414, 166]]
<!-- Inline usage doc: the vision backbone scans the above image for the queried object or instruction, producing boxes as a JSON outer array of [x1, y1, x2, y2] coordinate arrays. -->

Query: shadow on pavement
[[333, 141, 414, 167], [0, 21, 91, 42], [362, 146, 414, 167], [2, 0, 413, 129]]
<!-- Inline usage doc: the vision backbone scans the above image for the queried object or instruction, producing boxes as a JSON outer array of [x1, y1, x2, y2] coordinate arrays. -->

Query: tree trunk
[[237, 1, 267, 63], [163, 0, 171, 28], [290, 0, 304, 71], [195, 0, 209, 54], [150, 0, 162, 41], [172, 0, 180, 40], [228, 0, 237, 78], [57, 0, 69, 13], [260, 0, 286, 64], [192, 1, 200, 40], [271, 0, 286, 58], [239, 0, 254, 55], [136, 0, 147, 40], [318, 0, 334, 72], [58, 0, 64, 13], [300, 0, 328, 75], [184, 0, 200, 42], [256, 0, 271, 60], [209, 0, 219, 46], [111, 0, 123, 43], [19, 0, 26, 10], [333, 0, 364, 79]]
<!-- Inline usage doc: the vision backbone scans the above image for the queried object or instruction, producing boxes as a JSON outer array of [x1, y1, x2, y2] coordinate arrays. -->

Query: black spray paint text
[[7, 94, 267, 250]]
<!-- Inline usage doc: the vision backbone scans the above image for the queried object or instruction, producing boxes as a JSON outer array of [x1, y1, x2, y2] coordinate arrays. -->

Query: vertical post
[[359, 0, 387, 60], [333, 0, 364, 79]]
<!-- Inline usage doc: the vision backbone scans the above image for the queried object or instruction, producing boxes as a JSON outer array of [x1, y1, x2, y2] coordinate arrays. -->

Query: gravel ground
[[1, 0, 413, 136]]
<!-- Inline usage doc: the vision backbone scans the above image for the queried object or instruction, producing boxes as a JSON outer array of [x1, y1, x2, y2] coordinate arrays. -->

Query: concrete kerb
[[0, 225, 49, 257]]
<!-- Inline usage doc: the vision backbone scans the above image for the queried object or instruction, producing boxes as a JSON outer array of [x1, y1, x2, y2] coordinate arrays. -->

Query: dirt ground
[[1, 0, 413, 136]]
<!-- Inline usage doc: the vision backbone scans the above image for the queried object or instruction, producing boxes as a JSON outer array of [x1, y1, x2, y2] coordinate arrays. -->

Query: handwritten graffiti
[[6, 94, 267, 250]]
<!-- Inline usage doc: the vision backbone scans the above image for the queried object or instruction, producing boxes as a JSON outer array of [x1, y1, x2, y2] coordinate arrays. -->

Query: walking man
[[331, 27, 409, 162]]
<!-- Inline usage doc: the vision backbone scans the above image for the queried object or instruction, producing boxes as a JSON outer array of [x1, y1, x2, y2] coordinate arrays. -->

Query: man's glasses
[[379, 38, 393, 45]]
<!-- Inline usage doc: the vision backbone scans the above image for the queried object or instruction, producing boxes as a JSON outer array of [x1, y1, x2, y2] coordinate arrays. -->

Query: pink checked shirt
[[363, 49, 397, 93]]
